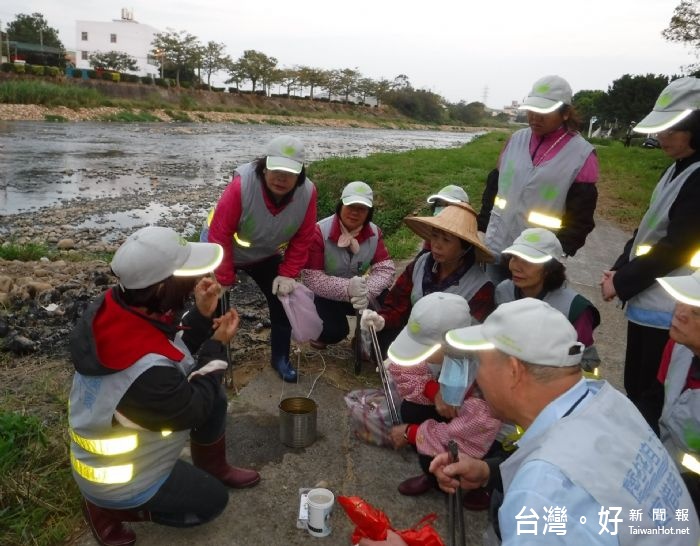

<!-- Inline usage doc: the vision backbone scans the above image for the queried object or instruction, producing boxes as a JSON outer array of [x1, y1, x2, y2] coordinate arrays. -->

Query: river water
[[0, 122, 481, 215]]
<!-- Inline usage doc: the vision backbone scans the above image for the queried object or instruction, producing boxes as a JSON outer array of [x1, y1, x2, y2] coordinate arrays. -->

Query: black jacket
[[612, 152, 700, 301]]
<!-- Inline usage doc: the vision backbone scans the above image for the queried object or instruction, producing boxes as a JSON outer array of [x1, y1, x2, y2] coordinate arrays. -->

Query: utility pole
[[39, 28, 44, 65]]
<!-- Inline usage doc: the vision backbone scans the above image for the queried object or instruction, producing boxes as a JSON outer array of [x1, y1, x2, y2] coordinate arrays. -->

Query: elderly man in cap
[[657, 268, 700, 513], [477, 75, 599, 284], [429, 298, 699, 545]]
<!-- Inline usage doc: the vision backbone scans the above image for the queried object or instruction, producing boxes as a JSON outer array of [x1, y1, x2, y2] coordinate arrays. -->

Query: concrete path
[[73, 216, 632, 546]]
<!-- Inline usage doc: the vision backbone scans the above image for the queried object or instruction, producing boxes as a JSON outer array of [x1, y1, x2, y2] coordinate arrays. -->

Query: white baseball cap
[[265, 135, 304, 174], [341, 181, 373, 207], [446, 298, 584, 367], [518, 75, 572, 114], [657, 269, 700, 307], [633, 77, 700, 134], [502, 228, 563, 264], [111, 226, 224, 289], [388, 292, 471, 366], [427, 184, 470, 205]]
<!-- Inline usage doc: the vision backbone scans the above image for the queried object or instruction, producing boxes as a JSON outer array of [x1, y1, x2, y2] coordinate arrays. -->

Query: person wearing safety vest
[[360, 202, 495, 358], [300, 181, 395, 349], [656, 268, 700, 514], [68, 227, 259, 546], [383, 292, 501, 511], [476, 75, 599, 282], [601, 77, 700, 434], [205, 135, 318, 382], [496, 227, 601, 372]]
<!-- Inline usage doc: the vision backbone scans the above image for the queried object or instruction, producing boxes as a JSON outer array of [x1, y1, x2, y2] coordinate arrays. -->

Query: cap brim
[[403, 216, 494, 263], [342, 196, 373, 207], [173, 242, 224, 277], [387, 329, 442, 366], [427, 194, 462, 204], [445, 324, 495, 351], [518, 99, 563, 114], [266, 156, 303, 174], [657, 275, 700, 307], [502, 244, 554, 264], [633, 109, 693, 134]]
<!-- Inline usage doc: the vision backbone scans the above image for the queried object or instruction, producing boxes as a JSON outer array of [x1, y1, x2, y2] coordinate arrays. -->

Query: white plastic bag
[[279, 284, 323, 343]]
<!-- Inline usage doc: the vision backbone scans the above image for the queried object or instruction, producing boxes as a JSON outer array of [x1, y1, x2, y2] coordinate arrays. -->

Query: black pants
[[400, 400, 447, 484], [138, 386, 229, 527], [314, 297, 356, 344], [239, 255, 292, 366], [624, 321, 668, 435]]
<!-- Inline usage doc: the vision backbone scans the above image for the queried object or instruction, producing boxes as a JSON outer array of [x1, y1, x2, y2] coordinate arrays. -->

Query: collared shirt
[[499, 379, 617, 545]]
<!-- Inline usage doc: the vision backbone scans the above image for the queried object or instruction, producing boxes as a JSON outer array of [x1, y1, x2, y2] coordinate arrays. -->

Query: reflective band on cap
[[71, 453, 134, 484], [70, 429, 138, 456], [682, 453, 700, 475], [527, 211, 562, 230]]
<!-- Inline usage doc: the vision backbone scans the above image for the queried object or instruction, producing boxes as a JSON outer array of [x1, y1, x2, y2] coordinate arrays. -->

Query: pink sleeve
[[415, 396, 501, 458], [574, 149, 599, 183], [278, 185, 318, 278], [208, 176, 243, 286], [388, 362, 434, 404], [301, 269, 351, 301]]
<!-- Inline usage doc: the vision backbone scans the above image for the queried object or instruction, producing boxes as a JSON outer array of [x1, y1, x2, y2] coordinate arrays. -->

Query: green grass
[[100, 109, 161, 122], [0, 80, 105, 108], [591, 138, 669, 228], [44, 114, 68, 122], [308, 131, 508, 258], [164, 109, 193, 122], [0, 242, 50, 261]]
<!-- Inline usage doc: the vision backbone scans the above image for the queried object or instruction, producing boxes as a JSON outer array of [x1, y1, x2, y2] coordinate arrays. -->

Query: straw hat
[[404, 202, 493, 263]]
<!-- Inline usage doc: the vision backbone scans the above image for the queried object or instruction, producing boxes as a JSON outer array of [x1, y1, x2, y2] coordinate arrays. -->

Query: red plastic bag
[[338, 496, 444, 546]]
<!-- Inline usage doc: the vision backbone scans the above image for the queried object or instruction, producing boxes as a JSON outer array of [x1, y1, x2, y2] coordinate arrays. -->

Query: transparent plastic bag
[[344, 388, 394, 447], [279, 284, 323, 343]]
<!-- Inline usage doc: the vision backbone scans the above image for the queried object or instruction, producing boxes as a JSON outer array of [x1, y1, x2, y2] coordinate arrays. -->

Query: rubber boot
[[272, 357, 297, 382], [190, 435, 260, 488], [82, 499, 150, 546]]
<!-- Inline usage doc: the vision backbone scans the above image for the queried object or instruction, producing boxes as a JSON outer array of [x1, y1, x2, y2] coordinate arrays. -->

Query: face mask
[[432, 206, 445, 216], [438, 355, 477, 406]]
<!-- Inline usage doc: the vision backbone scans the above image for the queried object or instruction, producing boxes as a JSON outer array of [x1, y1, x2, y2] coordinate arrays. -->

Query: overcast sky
[[1, 0, 695, 108]]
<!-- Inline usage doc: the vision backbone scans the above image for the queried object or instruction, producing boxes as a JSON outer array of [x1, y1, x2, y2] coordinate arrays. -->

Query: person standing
[[206, 135, 317, 382], [301, 181, 394, 348], [601, 77, 700, 433], [656, 268, 700, 512], [477, 75, 599, 282], [69, 227, 259, 546]]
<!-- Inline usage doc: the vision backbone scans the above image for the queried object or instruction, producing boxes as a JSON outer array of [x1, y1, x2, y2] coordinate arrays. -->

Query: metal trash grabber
[[447, 440, 466, 546], [219, 290, 237, 393], [368, 324, 400, 425]]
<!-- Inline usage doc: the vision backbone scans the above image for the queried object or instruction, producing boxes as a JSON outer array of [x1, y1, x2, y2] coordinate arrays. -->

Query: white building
[[75, 9, 161, 77]]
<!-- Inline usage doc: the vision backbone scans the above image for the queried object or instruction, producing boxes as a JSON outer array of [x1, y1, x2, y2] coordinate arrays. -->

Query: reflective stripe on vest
[[527, 210, 562, 230], [206, 207, 251, 247], [494, 195, 507, 210], [682, 452, 700, 475], [691, 250, 700, 268], [70, 429, 137, 456], [71, 452, 134, 484]]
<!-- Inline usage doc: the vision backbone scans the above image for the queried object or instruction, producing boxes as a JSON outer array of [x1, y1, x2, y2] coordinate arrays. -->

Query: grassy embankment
[[0, 131, 669, 546]]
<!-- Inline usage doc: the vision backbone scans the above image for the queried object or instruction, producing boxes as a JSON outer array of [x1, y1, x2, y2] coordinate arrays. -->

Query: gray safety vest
[[231, 162, 313, 266], [626, 163, 700, 328], [484, 129, 593, 259], [410, 252, 489, 307], [495, 281, 600, 370], [68, 339, 195, 507], [660, 342, 700, 476], [318, 215, 378, 278], [498, 380, 699, 545]]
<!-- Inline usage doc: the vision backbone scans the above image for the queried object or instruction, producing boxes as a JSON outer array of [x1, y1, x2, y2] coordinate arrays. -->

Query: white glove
[[360, 309, 385, 332], [187, 359, 228, 381], [272, 275, 296, 296], [351, 294, 369, 311], [347, 276, 368, 299]]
